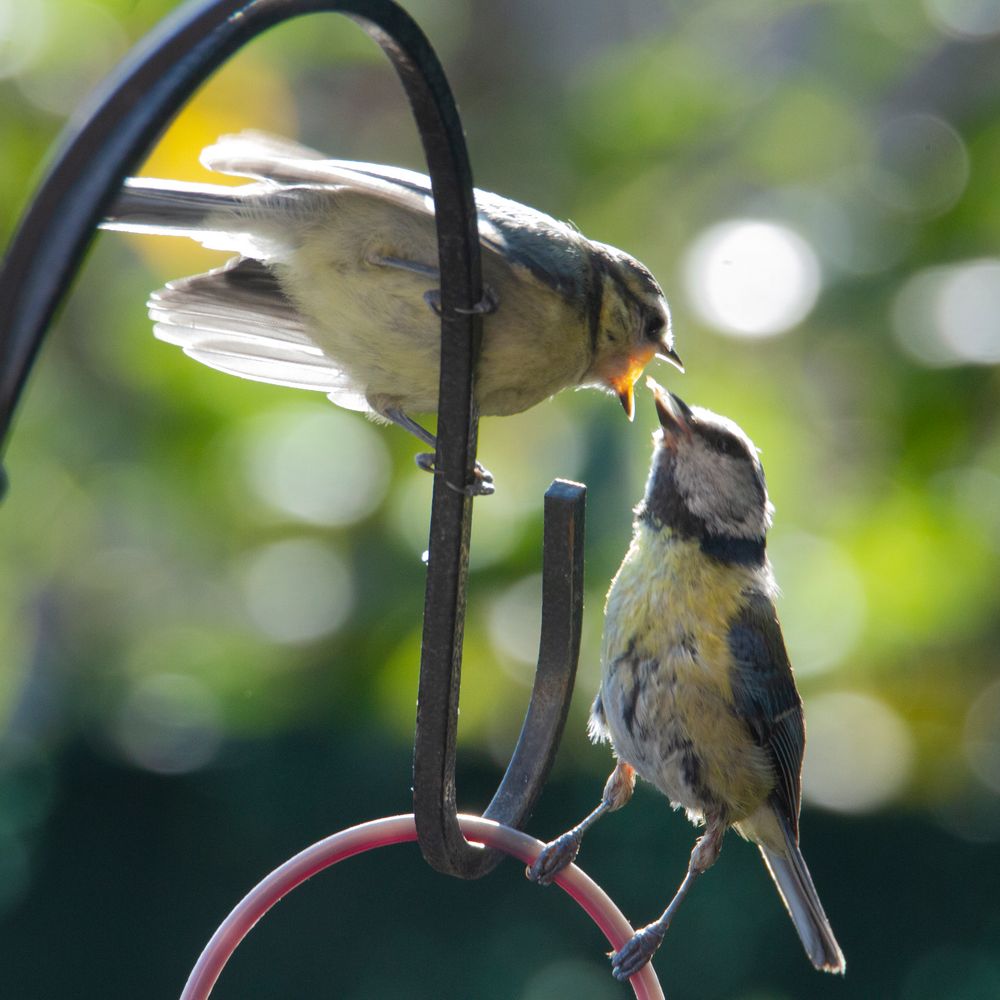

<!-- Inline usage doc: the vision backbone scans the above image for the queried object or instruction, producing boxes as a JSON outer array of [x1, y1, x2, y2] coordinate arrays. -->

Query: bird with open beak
[[528, 378, 845, 983], [102, 131, 681, 491]]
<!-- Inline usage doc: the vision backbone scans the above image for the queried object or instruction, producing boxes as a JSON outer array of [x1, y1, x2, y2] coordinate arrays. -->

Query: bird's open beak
[[610, 349, 656, 421], [615, 378, 637, 421], [656, 345, 685, 372], [648, 377, 693, 439]]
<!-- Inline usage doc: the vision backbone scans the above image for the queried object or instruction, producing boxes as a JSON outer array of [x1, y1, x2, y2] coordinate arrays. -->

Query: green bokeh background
[[2, 1, 1000, 997]]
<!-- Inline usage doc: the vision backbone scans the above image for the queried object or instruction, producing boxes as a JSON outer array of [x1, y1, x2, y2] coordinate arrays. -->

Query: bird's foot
[[610, 923, 666, 981], [423, 287, 499, 317], [525, 831, 582, 886], [415, 452, 495, 496]]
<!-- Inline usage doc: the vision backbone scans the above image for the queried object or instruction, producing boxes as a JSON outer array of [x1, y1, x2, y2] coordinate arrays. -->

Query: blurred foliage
[[2, 0, 1000, 997]]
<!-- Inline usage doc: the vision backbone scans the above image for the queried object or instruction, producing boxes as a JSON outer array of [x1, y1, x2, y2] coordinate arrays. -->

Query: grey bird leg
[[366, 255, 499, 316], [610, 812, 727, 982], [366, 254, 439, 279], [527, 761, 636, 885], [382, 407, 495, 497]]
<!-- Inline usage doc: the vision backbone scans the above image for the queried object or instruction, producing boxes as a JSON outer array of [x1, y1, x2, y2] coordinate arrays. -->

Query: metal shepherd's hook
[[0, 0, 585, 879]]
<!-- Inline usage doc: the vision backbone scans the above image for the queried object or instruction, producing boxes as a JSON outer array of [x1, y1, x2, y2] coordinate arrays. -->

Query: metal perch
[[0, 0, 584, 880], [180, 814, 663, 1000]]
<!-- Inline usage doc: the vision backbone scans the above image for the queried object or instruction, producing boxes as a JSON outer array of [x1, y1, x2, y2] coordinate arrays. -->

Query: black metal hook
[[477, 479, 585, 873], [0, 0, 482, 451], [0, 0, 586, 881], [414, 479, 586, 879]]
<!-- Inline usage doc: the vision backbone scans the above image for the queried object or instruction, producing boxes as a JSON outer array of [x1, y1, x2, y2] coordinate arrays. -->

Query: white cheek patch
[[674, 441, 771, 538]]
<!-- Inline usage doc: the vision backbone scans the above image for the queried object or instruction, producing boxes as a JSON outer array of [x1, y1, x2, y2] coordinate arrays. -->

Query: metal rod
[[472, 478, 586, 875], [0, 0, 483, 874], [0, 0, 481, 460], [0, 0, 584, 881]]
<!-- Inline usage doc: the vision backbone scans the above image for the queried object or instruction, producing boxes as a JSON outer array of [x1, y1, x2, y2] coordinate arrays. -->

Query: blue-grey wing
[[321, 167, 587, 301], [201, 131, 588, 302], [727, 589, 805, 834]]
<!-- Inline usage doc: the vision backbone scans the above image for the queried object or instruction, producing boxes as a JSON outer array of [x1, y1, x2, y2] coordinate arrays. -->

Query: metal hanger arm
[[0, 0, 583, 883]]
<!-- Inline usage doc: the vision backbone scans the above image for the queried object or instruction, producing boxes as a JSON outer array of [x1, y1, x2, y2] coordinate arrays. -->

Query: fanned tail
[[144, 256, 369, 412]]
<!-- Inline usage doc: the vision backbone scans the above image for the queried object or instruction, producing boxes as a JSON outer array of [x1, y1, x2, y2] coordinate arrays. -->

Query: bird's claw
[[525, 832, 581, 886], [468, 470, 495, 497], [415, 452, 495, 497], [423, 287, 499, 317], [610, 924, 665, 981]]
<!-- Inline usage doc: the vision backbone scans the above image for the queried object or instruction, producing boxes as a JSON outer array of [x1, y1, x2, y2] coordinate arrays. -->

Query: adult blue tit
[[101, 131, 679, 491], [527, 378, 845, 982]]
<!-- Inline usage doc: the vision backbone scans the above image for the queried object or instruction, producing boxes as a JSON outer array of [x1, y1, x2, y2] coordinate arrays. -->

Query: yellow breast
[[599, 522, 775, 820], [603, 524, 754, 695]]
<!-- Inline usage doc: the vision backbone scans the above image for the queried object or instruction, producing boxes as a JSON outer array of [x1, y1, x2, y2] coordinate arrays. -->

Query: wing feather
[[200, 130, 589, 302], [727, 590, 805, 834], [147, 256, 369, 410]]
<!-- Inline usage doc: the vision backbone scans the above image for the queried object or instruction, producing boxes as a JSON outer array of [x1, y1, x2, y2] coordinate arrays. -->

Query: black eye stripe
[[697, 426, 749, 458]]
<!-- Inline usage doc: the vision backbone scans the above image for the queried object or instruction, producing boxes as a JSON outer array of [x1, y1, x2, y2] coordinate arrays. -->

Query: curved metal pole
[[0, 0, 585, 880], [0, 0, 481, 455], [0, 0, 483, 868], [180, 813, 664, 1000]]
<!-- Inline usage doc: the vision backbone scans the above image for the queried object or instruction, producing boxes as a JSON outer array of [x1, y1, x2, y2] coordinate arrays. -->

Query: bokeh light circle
[[802, 691, 915, 813], [487, 573, 543, 679], [869, 113, 969, 218], [114, 673, 223, 775], [242, 405, 391, 527], [892, 258, 1000, 367], [769, 531, 867, 677], [924, 0, 1000, 39], [238, 538, 354, 645], [963, 678, 1000, 795], [683, 219, 821, 338]]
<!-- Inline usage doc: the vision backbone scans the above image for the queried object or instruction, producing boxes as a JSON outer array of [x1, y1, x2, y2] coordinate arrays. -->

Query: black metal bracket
[[416, 477, 585, 878], [0, 0, 585, 880], [476, 479, 584, 873]]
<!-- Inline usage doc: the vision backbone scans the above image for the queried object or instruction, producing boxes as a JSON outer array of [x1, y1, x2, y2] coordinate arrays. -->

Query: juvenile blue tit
[[527, 379, 845, 981], [101, 131, 679, 491]]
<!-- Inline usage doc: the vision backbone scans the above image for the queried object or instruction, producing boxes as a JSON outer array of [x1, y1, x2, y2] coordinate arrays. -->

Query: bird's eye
[[717, 437, 744, 458], [643, 316, 663, 342]]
